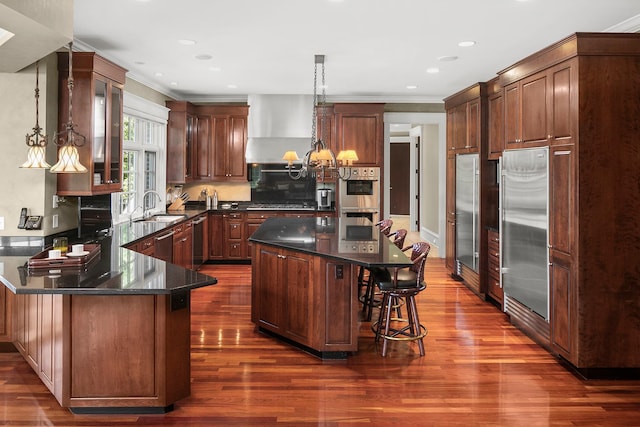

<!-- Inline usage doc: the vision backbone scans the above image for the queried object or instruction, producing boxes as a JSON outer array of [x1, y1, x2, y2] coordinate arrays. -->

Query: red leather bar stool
[[372, 242, 431, 357]]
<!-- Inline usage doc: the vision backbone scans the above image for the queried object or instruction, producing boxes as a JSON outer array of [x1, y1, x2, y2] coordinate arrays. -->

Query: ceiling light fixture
[[426, 67, 440, 74], [438, 55, 458, 62], [283, 54, 358, 181], [458, 41, 476, 47], [21, 60, 51, 169], [50, 42, 88, 173], [178, 39, 196, 46]]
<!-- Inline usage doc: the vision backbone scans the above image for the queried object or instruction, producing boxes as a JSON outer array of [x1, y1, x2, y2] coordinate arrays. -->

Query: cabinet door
[[488, 91, 504, 159], [256, 247, 283, 329], [0, 286, 12, 342], [334, 104, 384, 166], [452, 103, 468, 151], [550, 255, 574, 362], [550, 61, 575, 146], [445, 157, 456, 272], [549, 145, 575, 256], [282, 251, 312, 342], [194, 115, 212, 180], [521, 72, 549, 145], [504, 82, 520, 147], [208, 213, 224, 259], [466, 99, 480, 151], [107, 83, 123, 189], [212, 116, 229, 180], [227, 115, 247, 180]]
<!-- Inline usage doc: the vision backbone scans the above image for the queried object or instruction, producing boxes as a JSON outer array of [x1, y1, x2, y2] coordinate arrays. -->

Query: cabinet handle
[[155, 231, 175, 241], [277, 254, 287, 259]]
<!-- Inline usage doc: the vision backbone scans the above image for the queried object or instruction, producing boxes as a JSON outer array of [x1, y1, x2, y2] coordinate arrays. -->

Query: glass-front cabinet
[[56, 52, 126, 196]]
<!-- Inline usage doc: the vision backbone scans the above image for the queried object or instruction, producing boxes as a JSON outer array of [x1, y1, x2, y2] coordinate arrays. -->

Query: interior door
[[390, 143, 410, 215]]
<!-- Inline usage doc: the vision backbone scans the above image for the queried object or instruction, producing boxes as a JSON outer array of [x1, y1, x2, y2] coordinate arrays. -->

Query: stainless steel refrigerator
[[456, 153, 479, 273], [501, 147, 549, 320]]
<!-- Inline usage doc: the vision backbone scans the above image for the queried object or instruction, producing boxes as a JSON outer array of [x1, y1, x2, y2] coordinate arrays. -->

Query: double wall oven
[[338, 167, 381, 253]]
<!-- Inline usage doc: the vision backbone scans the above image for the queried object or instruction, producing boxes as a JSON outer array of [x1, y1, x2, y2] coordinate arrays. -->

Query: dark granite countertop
[[0, 208, 215, 295], [249, 217, 412, 269]]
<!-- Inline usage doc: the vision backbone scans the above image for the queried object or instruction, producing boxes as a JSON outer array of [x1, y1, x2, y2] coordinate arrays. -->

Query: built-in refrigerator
[[501, 147, 549, 320], [455, 153, 479, 273]]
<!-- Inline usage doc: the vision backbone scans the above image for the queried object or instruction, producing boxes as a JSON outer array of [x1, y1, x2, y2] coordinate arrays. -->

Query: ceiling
[[71, 0, 639, 103]]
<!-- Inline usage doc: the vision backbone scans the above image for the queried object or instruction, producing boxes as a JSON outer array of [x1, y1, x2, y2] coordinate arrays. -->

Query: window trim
[[112, 93, 169, 224]]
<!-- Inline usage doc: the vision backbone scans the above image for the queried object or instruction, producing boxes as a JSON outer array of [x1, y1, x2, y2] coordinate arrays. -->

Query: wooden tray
[[28, 244, 101, 270]]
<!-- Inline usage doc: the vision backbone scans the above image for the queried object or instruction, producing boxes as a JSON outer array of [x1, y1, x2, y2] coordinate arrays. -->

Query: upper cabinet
[[333, 103, 384, 167], [444, 85, 485, 155], [166, 101, 196, 184], [166, 103, 248, 184], [56, 52, 127, 196], [502, 58, 576, 149]]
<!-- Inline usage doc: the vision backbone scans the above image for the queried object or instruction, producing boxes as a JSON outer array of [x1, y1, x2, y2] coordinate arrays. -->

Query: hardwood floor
[[1, 259, 639, 426]]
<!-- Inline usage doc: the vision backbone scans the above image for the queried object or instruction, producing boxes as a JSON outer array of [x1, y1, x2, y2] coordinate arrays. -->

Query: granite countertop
[[249, 217, 413, 269], [0, 208, 215, 295]]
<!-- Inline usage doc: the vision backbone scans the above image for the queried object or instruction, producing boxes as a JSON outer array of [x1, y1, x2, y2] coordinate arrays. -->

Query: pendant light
[[283, 54, 357, 180], [50, 42, 87, 173], [20, 61, 51, 169]]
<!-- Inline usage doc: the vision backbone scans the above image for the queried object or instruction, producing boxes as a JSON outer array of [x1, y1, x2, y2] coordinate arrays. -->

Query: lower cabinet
[[13, 293, 190, 410], [208, 213, 224, 260], [486, 229, 503, 307], [0, 286, 13, 344], [223, 212, 245, 259], [251, 243, 358, 354], [173, 222, 193, 269]]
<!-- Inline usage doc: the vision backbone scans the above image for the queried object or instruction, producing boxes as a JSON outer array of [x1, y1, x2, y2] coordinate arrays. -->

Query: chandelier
[[50, 42, 88, 173], [283, 54, 358, 180], [20, 60, 51, 169]]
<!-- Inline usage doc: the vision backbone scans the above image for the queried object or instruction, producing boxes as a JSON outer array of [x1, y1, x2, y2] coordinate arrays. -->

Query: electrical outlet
[[52, 214, 59, 228], [53, 195, 59, 209]]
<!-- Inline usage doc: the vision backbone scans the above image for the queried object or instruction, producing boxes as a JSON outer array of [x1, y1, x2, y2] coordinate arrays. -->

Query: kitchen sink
[[138, 214, 188, 223]]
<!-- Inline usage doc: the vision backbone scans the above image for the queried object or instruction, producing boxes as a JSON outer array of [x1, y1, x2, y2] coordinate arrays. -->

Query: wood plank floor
[[1, 259, 640, 426]]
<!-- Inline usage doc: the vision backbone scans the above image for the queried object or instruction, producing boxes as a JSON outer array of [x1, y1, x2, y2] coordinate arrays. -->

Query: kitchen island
[[0, 232, 216, 414], [249, 216, 412, 358]]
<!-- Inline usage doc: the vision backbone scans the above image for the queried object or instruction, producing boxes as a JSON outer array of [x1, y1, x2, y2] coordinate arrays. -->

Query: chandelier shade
[[50, 41, 88, 174]]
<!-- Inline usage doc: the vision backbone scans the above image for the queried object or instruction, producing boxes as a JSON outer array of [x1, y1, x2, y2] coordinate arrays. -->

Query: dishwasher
[[153, 229, 175, 263], [191, 215, 206, 269]]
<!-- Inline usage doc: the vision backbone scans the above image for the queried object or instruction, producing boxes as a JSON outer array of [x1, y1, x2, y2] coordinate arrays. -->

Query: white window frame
[[112, 92, 168, 224]]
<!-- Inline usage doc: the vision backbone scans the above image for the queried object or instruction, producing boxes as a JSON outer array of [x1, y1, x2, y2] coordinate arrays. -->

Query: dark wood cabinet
[[0, 286, 12, 344], [486, 229, 502, 307], [166, 104, 248, 184], [223, 212, 245, 259], [56, 52, 126, 195], [166, 101, 196, 184], [208, 213, 224, 260], [333, 103, 384, 167], [208, 107, 249, 182], [494, 33, 640, 373], [172, 222, 193, 269], [487, 78, 504, 160]]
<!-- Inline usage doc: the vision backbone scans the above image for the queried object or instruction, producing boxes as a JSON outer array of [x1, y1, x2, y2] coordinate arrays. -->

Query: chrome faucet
[[129, 205, 143, 224], [142, 190, 163, 219]]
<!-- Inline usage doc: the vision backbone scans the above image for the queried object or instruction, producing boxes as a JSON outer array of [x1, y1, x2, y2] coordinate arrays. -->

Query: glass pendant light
[[20, 61, 51, 169], [51, 42, 88, 173]]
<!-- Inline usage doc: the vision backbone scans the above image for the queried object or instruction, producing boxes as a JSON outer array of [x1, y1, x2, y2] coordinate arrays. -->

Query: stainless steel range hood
[[245, 94, 314, 164]]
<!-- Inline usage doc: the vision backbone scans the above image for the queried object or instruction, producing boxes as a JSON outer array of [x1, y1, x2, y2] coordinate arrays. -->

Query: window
[[112, 93, 168, 224]]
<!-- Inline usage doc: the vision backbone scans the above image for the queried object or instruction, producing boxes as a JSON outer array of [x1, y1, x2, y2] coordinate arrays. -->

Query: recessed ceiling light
[[195, 54, 212, 60], [209, 66, 221, 72], [178, 39, 197, 46], [426, 67, 440, 74], [170, 82, 178, 86], [227, 84, 237, 89], [458, 41, 476, 47], [134, 61, 146, 65], [154, 72, 163, 77], [406, 85, 418, 90], [438, 55, 458, 62]]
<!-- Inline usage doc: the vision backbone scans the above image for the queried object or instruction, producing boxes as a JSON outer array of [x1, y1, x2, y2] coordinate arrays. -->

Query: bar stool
[[361, 228, 408, 321], [358, 219, 393, 319], [372, 242, 431, 357]]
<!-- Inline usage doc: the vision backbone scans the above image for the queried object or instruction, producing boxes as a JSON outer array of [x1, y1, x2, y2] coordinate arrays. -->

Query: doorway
[[390, 143, 410, 215]]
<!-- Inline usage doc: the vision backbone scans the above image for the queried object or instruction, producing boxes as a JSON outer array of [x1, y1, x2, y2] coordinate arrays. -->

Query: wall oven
[[338, 167, 380, 210], [338, 214, 380, 254]]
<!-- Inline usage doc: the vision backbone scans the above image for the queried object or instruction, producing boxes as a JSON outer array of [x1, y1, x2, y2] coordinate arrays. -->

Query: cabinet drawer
[[227, 241, 243, 258], [227, 222, 242, 239], [246, 212, 272, 221], [488, 257, 501, 280], [225, 212, 244, 220]]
